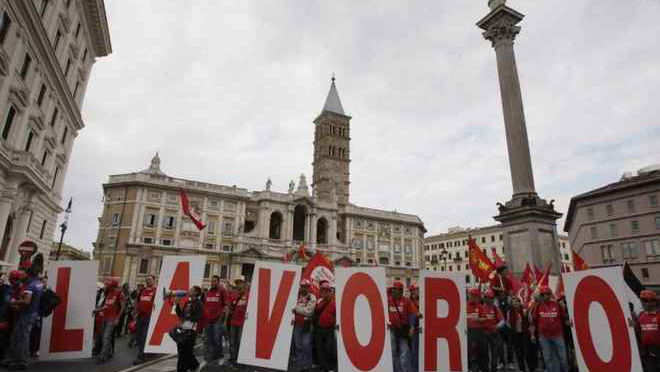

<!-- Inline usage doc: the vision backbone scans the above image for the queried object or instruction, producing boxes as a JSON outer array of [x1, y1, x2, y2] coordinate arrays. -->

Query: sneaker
[[496, 363, 504, 370]]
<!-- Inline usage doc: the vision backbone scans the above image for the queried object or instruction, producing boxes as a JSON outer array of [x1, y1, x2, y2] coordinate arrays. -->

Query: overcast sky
[[60, 0, 660, 252]]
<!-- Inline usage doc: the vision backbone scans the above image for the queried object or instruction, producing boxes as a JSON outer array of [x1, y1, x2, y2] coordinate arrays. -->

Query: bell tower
[[312, 77, 351, 205]]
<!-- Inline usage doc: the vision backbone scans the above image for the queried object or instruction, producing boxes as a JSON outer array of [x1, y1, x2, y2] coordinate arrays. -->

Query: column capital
[[477, 5, 524, 47]]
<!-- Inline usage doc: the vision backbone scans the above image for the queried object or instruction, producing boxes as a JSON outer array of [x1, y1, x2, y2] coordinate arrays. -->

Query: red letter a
[[148, 262, 190, 346]]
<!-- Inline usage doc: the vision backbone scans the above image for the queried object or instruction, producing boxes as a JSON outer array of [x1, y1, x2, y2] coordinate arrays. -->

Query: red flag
[[302, 251, 334, 285], [468, 238, 495, 283], [538, 263, 552, 287], [493, 252, 506, 269], [520, 263, 535, 287], [179, 189, 205, 230], [572, 249, 589, 271], [534, 265, 544, 282], [297, 243, 308, 261]]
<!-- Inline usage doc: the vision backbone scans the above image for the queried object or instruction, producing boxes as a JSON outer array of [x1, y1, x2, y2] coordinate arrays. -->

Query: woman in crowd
[[174, 285, 203, 372]]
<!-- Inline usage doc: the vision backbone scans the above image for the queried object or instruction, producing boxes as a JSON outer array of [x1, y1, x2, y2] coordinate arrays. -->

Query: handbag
[[168, 325, 194, 344]]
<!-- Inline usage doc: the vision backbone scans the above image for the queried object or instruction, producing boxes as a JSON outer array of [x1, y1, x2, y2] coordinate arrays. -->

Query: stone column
[[478, 6, 536, 199], [0, 198, 13, 259], [7, 205, 33, 265]]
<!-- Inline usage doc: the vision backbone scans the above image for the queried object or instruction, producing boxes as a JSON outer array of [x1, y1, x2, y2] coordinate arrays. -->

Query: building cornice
[[80, 0, 112, 57]]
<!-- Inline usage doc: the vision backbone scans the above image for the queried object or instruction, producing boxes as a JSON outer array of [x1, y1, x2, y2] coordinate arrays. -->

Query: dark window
[[0, 12, 12, 45], [64, 58, 71, 76], [642, 268, 649, 279], [631, 220, 640, 233], [491, 235, 495, 242], [628, 200, 636, 212], [40, 0, 50, 17], [2, 106, 17, 140], [204, 264, 211, 279], [650, 195, 658, 207], [37, 84, 47, 106], [39, 219, 47, 239], [24, 130, 34, 151], [60, 126, 68, 144], [139, 259, 149, 274], [49, 107, 58, 126], [220, 265, 228, 279], [26, 210, 33, 233], [51, 166, 59, 188], [20, 54, 31, 80], [606, 204, 614, 216]]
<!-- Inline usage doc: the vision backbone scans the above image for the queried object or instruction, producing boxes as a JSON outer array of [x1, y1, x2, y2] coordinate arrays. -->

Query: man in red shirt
[[313, 281, 336, 372], [467, 288, 488, 372], [531, 286, 568, 372], [226, 276, 249, 365], [636, 290, 660, 371], [388, 281, 415, 372], [133, 275, 156, 365], [203, 275, 226, 365], [94, 277, 125, 364], [480, 289, 504, 371]]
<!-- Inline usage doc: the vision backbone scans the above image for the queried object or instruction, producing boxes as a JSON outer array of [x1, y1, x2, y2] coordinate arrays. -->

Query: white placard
[[238, 261, 301, 370], [419, 271, 467, 372], [564, 267, 642, 372], [144, 255, 205, 354], [335, 267, 392, 372], [39, 260, 98, 360]]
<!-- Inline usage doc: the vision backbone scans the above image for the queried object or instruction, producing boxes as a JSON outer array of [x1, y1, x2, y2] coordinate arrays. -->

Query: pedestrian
[[507, 296, 531, 372], [467, 288, 487, 372], [292, 279, 316, 372], [531, 286, 568, 372], [0, 272, 12, 361], [636, 290, 660, 371], [226, 276, 249, 366], [133, 275, 156, 365], [408, 284, 420, 372], [115, 283, 131, 338], [94, 277, 125, 365], [313, 281, 337, 372], [388, 281, 415, 372], [480, 289, 504, 372], [202, 275, 226, 365], [2, 265, 43, 370], [174, 286, 203, 372]]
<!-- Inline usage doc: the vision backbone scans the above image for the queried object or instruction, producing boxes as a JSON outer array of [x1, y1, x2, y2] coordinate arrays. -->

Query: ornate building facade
[[0, 0, 111, 264], [93, 79, 426, 287]]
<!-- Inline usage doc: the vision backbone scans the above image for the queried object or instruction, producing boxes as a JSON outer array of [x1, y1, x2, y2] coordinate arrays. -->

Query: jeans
[[390, 330, 411, 372], [511, 332, 526, 371], [538, 336, 568, 372], [229, 325, 243, 363], [176, 332, 198, 372], [468, 328, 488, 372], [99, 320, 117, 360], [293, 325, 313, 369], [410, 332, 419, 372], [4, 314, 36, 367], [314, 327, 337, 372], [135, 316, 150, 360], [204, 320, 224, 362], [485, 331, 503, 371]]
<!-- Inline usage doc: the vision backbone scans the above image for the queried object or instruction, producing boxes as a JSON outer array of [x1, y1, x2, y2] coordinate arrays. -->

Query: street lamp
[[55, 197, 72, 260], [439, 247, 448, 271]]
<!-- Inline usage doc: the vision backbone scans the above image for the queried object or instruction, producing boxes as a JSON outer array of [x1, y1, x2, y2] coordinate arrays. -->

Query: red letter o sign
[[340, 272, 386, 371], [573, 275, 632, 370]]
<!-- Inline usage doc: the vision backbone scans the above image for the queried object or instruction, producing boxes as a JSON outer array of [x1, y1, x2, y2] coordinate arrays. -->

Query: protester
[[480, 289, 504, 371], [313, 281, 336, 372], [292, 279, 317, 372], [0, 273, 12, 360], [202, 275, 226, 365], [116, 283, 132, 338], [94, 277, 125, 365], [133, 275, 156, 365], [507, 296, 532, 372], [467, 288, 487, 372], [636, 289, 660, 371], [226, 276, 249, 366], [408, 284, 420, 372], [3, 262, 43, 371], [531, 286, 568, 372], [388, 281, 415, 372], [174, 285, 203, 372]]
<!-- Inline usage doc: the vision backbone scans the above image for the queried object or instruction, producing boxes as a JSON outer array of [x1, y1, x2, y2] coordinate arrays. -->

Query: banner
[[238, 261, 301, 370], [335, 267, 392, 372], [419, 271, 466, 372], [564, 267, 642, 371], [144, 255, 205, 354], [39, 260, 98, 360]]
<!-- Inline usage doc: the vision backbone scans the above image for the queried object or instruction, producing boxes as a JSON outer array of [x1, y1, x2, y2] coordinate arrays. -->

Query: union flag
[[468, 237, 495, 283]]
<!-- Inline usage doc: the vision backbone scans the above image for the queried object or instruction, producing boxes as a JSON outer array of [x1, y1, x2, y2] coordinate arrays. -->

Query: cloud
[[60, 0, 660, 250]]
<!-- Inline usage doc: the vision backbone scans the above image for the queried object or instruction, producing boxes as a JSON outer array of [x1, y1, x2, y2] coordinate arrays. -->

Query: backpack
[[39, 288, 62, 317]]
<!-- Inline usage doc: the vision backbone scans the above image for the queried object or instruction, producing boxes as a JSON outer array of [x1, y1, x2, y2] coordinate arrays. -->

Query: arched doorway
[[316, 217, 328, 244], [269, 211, 283, 239], [293, 205, 307, 241]]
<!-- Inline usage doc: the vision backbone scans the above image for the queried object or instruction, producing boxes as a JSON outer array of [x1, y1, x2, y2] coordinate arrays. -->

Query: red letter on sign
[[340, 272, 386, 371], [424, 277, 462, 371], [255, 268, 296, 359], [573, 275, 632, 370], [50, 267, 84, 352], [148, 262, 190, 346]]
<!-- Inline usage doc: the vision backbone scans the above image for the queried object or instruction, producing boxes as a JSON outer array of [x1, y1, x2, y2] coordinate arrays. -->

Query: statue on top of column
[[488, 0, 506, 10]]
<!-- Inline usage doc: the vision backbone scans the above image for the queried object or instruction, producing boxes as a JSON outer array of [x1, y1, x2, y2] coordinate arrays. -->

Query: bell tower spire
[[312, 76, 351, 205]]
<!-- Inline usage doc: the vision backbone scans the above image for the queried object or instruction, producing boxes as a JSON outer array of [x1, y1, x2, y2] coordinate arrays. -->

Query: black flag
[[623, 261, 645, 296]]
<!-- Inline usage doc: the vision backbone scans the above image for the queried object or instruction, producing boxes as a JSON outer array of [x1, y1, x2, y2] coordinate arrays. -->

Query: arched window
[[269, 211, 283, 240], [317, 217, 328, 244], [293, 205, 307, 241]]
